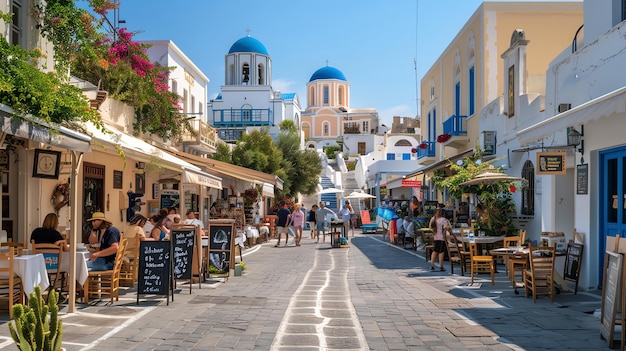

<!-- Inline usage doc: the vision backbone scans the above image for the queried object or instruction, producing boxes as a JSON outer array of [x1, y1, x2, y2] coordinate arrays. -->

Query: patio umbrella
[[344, 191, 376, 199], [316, 187, 345, 195], [460, 172, 523, 186]]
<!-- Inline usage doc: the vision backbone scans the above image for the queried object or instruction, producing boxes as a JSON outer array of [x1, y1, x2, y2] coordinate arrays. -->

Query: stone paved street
[[0, 232, 611, 350]]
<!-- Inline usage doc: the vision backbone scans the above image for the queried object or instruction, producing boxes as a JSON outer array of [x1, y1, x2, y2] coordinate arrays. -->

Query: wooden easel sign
[[171, 225, 198, 294], [137, 240, 172, 305], [600, 250, 624, 348], [208, 219, 235, 281]]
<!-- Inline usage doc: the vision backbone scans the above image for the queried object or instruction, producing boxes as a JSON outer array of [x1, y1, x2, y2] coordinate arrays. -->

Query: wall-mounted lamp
[[135, 161, 146, 170], [567, 126, 584, 164]]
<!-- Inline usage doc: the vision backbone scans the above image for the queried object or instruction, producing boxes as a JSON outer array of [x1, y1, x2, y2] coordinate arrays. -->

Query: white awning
[[262, 182, 274, 197], [86, 123, 200, 172], [0, 104, 91, 152], [517, 86, 626, 145], [182, 167, 222, 190]]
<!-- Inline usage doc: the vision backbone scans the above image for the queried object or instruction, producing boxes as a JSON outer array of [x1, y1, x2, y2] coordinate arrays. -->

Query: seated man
[[86, 212, 121, 271]]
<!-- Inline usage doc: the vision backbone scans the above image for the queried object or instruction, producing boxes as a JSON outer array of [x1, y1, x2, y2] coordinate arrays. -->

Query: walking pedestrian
[[429, 208, 451, 271], [338, 200, 355, 237], [308, 204, 318, 239], [275, 202, 291, 247], [291, 203, 305, 246], [315, 202, 336, 243]]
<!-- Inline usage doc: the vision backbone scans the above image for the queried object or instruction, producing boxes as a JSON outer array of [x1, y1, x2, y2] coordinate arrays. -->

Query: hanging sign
[[536, 152, 566, 175], [401, 180, 422, 188]]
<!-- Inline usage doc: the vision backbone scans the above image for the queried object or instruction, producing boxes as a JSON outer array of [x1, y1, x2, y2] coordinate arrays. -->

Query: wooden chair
[[519, 229, 527, 245], [469, 241, 495, 285], [0, 247, 23, 317], [420, 228, 434, 260], [31, 241, 66, 301], [524, 244, 556, 302], [1, 242, 25, 256], [445, 232, 466, 275], [120, 235, 140, 287], [85, 238, 127, 304]]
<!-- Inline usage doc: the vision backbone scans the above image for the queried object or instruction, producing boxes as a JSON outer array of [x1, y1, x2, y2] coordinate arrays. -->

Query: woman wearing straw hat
[[86, 212, 121, 271]]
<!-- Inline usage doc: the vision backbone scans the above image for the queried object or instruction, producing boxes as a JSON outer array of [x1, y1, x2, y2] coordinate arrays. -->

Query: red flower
[[436, 134, 452, 143], [411, 147, 417, 154], [510, 185, 516, 193], [419, 143, 428, 149]]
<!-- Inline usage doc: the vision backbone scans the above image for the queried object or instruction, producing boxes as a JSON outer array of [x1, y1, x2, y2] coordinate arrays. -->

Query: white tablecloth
[[1, 254, 50, 295], [60, 251, 90, 285], [460, 235, 506, 244]]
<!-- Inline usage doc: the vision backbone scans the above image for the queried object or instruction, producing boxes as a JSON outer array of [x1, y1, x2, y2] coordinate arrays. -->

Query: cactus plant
[[8, 286, 63, 351]]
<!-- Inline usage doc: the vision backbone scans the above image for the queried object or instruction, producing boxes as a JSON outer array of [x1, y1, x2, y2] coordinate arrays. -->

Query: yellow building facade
[[419, 2, 583, 170]]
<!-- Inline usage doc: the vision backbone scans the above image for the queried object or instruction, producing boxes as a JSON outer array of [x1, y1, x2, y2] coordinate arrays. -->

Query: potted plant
[[9, 286, 63, 351]]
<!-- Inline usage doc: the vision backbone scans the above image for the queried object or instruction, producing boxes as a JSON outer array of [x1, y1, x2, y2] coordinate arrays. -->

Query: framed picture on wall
[[152, 183, 160, 199], [135, 173, 145, 194], [32, 149, 61, 179], [113, 170, 123, 189]]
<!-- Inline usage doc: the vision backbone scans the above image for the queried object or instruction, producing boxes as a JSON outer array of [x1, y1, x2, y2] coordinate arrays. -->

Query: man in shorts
[[315, 202, 336, 243], [275, 202, 291, 247]]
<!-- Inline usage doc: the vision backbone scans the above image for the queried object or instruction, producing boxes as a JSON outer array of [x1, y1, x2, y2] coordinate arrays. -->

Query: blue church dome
[[309, 66, 347, 82], [228, 36, 269, 55]]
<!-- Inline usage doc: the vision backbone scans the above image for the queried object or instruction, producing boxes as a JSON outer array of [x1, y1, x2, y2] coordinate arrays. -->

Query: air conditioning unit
[[558, 103, 571, 113]]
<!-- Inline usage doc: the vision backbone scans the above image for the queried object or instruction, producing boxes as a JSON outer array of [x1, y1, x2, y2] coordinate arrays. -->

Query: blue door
[[599, 147, 626, 283]]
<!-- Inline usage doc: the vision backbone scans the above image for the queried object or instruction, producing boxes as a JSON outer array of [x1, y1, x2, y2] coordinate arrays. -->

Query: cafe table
[[60, 250, 91, 285], [0, 253, 50, 295]]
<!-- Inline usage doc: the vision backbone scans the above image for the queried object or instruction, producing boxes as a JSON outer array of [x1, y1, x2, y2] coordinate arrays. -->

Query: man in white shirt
[[183, 209, 204, 229]]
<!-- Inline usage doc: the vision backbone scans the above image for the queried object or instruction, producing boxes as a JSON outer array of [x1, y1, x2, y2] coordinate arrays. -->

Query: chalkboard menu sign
[[600, 251, 624, 348], [564, 241, 583, 281], [137, 240, 171, 305], [208, 219, 235, 278], [576, 164, 588, 195], [160, 189, 179, 211], [172, 226, 196, 280]]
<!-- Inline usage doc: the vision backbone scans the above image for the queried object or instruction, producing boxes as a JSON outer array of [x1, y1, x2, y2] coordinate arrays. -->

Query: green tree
[[0, 29, 100, 127], [212, 142, 232, 163], [432, 150, 523, 236], [276, 122, 322, 197], [231, 129, 282, 175]]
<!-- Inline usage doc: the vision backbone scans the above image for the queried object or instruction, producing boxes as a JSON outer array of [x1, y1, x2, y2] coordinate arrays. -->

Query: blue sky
[[112, 0, 579, 127]]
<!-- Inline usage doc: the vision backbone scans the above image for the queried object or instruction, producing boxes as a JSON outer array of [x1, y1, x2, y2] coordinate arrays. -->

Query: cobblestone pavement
[[0, 232, 611, 350]]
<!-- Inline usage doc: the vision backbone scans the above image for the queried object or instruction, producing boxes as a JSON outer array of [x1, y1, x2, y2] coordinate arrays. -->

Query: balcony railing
[[417, 141, 436, 159], [180, 119, 218, 150], [212, 108, 272, 126], [442, 115, 467, 136]]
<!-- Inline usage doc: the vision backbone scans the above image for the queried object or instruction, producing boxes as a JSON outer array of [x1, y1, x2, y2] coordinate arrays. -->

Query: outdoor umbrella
[[316, 187, 345, 195], [344, 191, 376, 199], [460, 172, 523, 186]]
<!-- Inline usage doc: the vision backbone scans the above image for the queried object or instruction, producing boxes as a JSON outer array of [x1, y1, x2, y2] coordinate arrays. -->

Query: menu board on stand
[[207, 219, 235, 281], [171, 225, 199, 294], [137, 240, 172, 305], [600, 235, 625, 349]]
